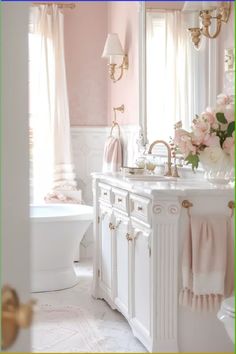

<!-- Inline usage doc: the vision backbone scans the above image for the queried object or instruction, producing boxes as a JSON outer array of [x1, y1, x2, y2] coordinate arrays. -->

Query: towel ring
[[110, 122, 120, 138]]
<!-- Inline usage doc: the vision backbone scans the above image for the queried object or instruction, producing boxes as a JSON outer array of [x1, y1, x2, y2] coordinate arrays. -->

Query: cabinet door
[[114, 214, 130, 318], [99, 205, 113, 296], [131, 225, 151, 336]]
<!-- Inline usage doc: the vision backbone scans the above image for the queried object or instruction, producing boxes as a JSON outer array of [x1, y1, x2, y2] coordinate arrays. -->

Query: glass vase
[[200, 158, 234, 185]]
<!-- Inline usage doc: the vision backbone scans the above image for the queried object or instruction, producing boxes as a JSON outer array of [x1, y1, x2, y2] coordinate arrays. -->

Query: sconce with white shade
[[183, 1, 231, 49], [102, 33, 129, 83]]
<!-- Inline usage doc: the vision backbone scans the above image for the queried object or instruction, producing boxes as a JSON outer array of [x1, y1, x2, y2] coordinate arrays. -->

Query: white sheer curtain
[[29, 5, 76, 202], [146, 10, 219, 143]]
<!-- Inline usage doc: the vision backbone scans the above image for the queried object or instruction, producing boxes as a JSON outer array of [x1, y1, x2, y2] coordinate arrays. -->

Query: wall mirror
[[138, 1, 230, 147]]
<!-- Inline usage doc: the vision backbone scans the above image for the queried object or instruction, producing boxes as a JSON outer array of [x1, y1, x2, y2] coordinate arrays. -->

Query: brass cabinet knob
[[109, 222, 115, 230], [2, 286, 36, 350], [126, 233, 133, 241]]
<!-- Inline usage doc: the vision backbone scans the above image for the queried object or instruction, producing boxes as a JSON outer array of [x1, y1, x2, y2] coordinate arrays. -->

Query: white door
[[1, 3, 31, 352]]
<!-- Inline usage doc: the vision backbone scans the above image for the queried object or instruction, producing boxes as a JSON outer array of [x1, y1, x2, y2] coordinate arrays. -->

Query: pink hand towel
[[102, 136, 123, 173], [179, 214, 234, 312]]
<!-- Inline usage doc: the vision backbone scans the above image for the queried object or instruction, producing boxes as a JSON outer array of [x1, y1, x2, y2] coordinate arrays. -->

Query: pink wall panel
[[107, 1, 139, 126], [64, 2, 108, 126]]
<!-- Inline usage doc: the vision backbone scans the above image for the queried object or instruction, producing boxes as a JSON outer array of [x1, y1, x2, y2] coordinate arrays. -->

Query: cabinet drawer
[[99, 183, 112, 204], [130, 194, 151, 224], [112, 187, 129, 213]]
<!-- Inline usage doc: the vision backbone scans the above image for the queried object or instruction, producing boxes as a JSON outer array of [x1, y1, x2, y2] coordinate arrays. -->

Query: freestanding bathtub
[[31, 204, 93, 292]]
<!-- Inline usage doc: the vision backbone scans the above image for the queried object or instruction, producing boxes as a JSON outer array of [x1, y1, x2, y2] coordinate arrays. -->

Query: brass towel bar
[[182, 199, 234, 217], [182, 199, 234, 209]]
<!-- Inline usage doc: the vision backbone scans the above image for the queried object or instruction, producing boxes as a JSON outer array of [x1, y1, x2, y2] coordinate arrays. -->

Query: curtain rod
[[32, 3, 76, 9]]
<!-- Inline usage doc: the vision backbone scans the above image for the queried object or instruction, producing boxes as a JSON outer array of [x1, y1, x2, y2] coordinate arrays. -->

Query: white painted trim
[[138, 2, 147, 144], [71, 125, 139, 134]]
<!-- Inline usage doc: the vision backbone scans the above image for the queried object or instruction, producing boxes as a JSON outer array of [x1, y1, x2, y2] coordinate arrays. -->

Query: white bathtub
[[31, 204, 93, 292]]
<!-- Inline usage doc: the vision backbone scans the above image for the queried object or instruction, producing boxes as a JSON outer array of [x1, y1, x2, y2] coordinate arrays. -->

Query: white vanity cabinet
[[113, 211, 130, 318], [129, 221, 152, 348], [98, 202, 113, 301], [95, 181, 154, 349], [92, 174, 234, 353]]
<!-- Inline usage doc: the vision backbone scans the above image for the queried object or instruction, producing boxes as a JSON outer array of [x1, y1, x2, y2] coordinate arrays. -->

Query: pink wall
[[64, 2, 107, 126], [107, 1, 139, 126], [64, 2, 139, 127]]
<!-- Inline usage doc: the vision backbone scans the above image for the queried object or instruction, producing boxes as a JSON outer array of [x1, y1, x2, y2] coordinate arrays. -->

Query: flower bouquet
[[173, 94, 235, 183]]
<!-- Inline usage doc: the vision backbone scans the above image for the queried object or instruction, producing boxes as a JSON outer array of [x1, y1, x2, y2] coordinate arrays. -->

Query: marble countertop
[[92, 172, 234, 197]]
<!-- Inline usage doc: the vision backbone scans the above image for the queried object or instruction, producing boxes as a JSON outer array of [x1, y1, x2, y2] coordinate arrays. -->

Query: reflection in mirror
[[144, 2, 220, 144]]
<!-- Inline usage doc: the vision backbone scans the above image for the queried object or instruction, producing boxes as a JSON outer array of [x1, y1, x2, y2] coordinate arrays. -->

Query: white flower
[[199, 147, 230, 170]]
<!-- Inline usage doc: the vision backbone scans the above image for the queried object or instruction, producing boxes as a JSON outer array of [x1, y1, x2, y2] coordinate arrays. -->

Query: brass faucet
[[148, 140, 172, 177]]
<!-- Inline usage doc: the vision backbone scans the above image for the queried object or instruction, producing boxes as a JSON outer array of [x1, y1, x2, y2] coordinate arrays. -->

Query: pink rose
[[202, 111, 216, 125], [203, 134, 220, 147], [178, 135, 196, 158], [192, 131, 204, 145], [173, 129, 190, 145], [197, 120, 210, 132], [192, 121, 210, 145]]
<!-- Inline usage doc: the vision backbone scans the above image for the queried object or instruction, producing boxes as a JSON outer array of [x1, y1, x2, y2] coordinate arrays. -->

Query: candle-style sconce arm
[[108, 55, 129, 83]]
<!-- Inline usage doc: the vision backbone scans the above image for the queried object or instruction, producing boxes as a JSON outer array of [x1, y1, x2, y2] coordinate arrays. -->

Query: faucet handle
[[164, 161, 172, 177], [171, 164, 180, 178]]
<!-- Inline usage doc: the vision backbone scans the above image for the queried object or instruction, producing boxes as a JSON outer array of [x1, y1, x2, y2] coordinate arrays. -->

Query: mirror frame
[[138, 1, 148, 146]]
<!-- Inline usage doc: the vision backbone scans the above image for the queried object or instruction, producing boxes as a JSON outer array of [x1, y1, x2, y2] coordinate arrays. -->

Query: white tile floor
[[32, 260, 147, 353]]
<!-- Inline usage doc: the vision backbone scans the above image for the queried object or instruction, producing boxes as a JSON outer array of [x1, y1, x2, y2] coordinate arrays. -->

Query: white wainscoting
[[71, 125, 140, 259]]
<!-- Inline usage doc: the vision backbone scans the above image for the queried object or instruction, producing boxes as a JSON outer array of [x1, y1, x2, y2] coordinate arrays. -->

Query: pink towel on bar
[[179, 214, 234, 312], [102, 136, 123, 173]]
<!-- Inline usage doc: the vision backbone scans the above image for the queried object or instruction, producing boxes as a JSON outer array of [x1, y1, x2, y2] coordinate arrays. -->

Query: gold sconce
[[183, 1, 231, 49], [102, 33, 129, 83]]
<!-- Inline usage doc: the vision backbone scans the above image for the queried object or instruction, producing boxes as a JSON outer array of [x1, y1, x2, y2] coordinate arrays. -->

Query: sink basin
[[124, 174, 177, 182]]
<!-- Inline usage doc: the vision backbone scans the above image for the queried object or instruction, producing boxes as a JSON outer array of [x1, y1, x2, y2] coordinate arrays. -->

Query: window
[[146, 10, 219, 144]]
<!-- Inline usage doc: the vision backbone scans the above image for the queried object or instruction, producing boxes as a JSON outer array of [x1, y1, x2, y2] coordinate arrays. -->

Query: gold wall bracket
[[109, 55, 129, 83], [112, 104, 124, 126], [188, 1, 231, 49]]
